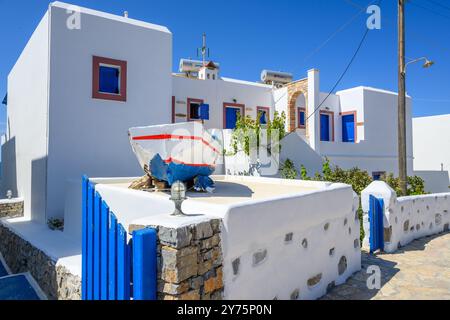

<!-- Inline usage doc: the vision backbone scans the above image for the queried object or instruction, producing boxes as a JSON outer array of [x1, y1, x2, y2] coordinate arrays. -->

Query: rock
[[435, 214, 442, 226], [403, 220, 410, 232], [232, 258, 240, 276], [253, 249, 268, 266], [193, 221, 213, 240], [384, 226, 393, 243], [290, 289, 300, 300], [285, 233, 293, 243], [338, 256, 347, 275], [159, 226, 192, 249], [307, 273, 322, 287], [301, 238, 308, 249]]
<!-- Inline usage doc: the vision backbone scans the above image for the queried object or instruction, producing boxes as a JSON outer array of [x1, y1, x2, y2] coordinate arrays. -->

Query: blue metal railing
[[82, 176, 157, 300]]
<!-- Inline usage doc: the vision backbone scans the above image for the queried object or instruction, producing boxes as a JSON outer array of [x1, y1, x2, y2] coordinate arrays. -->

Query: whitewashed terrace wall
[[361, 181, 450, 253], [221, 183, 361, 300]]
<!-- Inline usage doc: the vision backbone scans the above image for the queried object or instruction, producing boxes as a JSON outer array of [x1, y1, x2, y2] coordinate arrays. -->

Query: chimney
[[124, 11, 129, 18]]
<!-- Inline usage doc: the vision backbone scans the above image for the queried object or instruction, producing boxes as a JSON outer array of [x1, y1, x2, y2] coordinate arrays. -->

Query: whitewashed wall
[[1, 12, 50, 222], [45, 3, 172, 222], [413, 115, 450, 192], [172, 76, 273, 129], [220, 180, 361, 300], [322, 87, 414, 176], [361, 181, 450, 253]]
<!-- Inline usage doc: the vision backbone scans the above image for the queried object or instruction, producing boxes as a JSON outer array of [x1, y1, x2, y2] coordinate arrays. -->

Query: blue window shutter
[[320, 114, 330, 141], [200, 104, 210, 120], [226, 108, 240, 129], [99, 66, 120, 94], [342, 114, 355, 142]]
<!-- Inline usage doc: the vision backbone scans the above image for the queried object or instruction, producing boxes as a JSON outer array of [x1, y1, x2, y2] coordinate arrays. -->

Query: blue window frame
[[99, 66, 120, 95], [342, 113, 355, 143], [298, 109, 306, 128], [320, 113, 331, 141]]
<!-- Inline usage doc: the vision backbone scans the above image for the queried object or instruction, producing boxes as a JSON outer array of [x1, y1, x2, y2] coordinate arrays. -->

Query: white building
[[413, 114, 450, 193], [1, 2, 416, 225]]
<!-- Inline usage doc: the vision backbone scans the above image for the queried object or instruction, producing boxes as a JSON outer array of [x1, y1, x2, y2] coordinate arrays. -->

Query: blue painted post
[[132, 228, 157, 300], [117, 224, 130, 300], [86, 182, 95, 300], [81, 176, 88, 300], [100, 201, 109, 300], [108, 214, 118, 300], [93, 192, 102, 300]]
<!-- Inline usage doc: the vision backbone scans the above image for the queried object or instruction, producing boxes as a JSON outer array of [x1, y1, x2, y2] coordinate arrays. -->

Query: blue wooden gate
[[82, 176, 157, 300], [369, 195, 384, 253]]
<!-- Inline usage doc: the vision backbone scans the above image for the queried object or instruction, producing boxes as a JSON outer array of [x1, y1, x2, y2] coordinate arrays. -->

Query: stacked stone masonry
[[0, 200, 24, 219], [130, 218, 224, 300], [0, 224, 81, 300]]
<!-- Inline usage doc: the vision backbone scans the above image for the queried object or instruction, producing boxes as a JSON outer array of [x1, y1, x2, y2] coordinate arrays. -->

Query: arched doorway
[[286, 79, 308, 134]]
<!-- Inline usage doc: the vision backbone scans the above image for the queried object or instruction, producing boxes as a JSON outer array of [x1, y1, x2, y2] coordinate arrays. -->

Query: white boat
[[128, 122, 222, 189]]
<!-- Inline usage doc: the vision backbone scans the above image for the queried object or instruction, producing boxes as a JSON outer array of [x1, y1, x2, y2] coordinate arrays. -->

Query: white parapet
[[361, 181, 450, 253], [91, 175, 361, 300]]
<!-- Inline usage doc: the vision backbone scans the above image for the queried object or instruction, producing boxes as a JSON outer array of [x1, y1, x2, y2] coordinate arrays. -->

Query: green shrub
[[230, 111, 286, 156], [299, 159, 427, 243], [381, 173, 426, 197], [280, 159, 298, 180]]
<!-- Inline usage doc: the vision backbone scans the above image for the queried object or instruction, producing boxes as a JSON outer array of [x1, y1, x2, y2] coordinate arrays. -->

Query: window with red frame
[[92, 56, 127, 102]]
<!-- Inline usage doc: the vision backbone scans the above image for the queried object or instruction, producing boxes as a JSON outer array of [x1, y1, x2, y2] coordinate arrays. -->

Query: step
[[0, 273, 47, 300]]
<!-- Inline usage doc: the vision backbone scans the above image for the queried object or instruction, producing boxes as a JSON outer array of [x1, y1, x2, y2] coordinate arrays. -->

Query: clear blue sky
[[1, 0, 449, 134]]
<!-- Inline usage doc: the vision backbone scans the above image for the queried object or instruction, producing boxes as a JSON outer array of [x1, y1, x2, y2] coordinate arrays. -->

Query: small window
[[257, 107, 270, 125], [372, 172, 386, 181], [93, 56, 127, 102], [298, 108, 306, 128], [188, 99, 204, 121]]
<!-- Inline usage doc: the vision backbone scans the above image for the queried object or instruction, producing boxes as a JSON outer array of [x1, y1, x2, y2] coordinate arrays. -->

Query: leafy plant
[[230, 111, 286, 156], [299, 159, 427, 243], [280, 159, 298, 180], [300, 165, 311, 181], [381, 173, 426, 197]]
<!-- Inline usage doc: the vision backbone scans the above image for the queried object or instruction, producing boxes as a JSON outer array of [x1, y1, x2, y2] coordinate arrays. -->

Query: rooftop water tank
[[179, 59, 220, 73], [261, 70, 293, 85]]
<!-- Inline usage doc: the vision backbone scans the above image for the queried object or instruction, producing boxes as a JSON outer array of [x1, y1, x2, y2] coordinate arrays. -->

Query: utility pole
[[398, 0, 407, 196]]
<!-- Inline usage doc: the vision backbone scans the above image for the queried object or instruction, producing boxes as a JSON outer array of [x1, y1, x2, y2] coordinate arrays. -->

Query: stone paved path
[[323, 232, 450, 300]]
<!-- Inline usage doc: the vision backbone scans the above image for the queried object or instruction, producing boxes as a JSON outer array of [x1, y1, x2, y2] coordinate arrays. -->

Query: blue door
[[320, 114, 330, 141], [369, 195, 385, 253], [342, 114, 355, 142], [225, 107, 241, 129]]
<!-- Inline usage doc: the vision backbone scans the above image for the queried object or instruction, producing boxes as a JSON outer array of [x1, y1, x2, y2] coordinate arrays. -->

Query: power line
[[409, 0, 450, 20], [304, 0, 378, 62], [425, 0, 450, 12], [305, 0, 378, 123]]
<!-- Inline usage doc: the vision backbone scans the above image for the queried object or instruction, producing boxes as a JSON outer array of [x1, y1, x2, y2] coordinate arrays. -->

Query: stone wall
[[0, 223, 81, 300], [0, 199, 24, 219], [130, 218, 223, 300], [362, 181, 450, 253]]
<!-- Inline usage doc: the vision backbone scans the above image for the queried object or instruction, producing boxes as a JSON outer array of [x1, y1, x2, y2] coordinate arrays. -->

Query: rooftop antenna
[[197, 33, 210, 67]]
